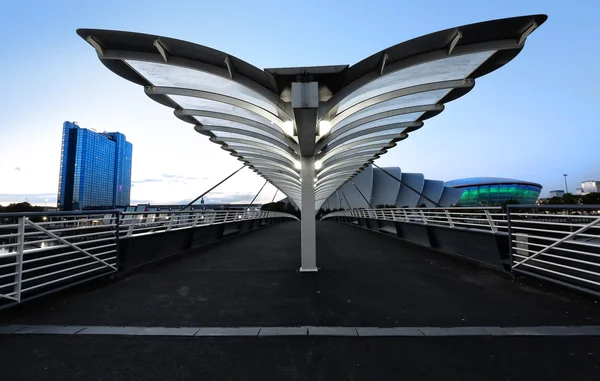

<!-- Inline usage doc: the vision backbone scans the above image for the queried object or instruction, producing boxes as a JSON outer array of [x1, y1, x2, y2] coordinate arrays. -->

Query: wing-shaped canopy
[[78, 14, 545, 212]]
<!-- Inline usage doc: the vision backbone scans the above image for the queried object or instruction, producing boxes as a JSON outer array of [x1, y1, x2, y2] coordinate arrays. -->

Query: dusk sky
[[1, 0, 598, 206]]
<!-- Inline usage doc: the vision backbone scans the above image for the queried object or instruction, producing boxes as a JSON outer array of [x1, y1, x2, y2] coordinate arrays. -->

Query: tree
[[581, 192, 600, 205], [0, 202, 45, 222], [501, 199, 520, 212], [261, 201, 300, 218], [2, 202, 44, 213], [561, 193, 580, 205], [547, 196, 563, 205]]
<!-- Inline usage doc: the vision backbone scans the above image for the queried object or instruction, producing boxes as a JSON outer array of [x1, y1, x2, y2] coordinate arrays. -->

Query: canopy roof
[[78, 14, 545, 211]]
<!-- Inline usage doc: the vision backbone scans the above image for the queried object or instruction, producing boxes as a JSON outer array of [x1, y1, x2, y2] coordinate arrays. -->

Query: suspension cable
[[181, 165, 245, 210]]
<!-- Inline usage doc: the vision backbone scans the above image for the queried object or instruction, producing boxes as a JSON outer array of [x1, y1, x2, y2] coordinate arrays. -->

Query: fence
[[507, 205, 600, 296], [323, 205, 600, 297], [0, 211, 119, 305], [0, 209, 297, 307], [322, 207, 506, 233], [119, 209, 296, 238]]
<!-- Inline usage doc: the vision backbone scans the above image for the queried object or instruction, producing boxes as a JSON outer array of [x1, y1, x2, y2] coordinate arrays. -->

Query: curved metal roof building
[[77, 14, 546, 270], [323, 165, 464, 209]]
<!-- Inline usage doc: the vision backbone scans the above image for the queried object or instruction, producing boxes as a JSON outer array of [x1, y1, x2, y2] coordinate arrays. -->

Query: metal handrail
[[0, 208, 297, 306], [118, 209, 298, 238], [321, 207, 506, 233], [507, 204, 600, 296], [0, 212, 120, 304], [323, 205, 600, 296]]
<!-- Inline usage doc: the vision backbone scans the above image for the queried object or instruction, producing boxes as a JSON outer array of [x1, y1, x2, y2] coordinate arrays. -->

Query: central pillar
[[299, 155, 317, 271], [292, 80, 319, 272]]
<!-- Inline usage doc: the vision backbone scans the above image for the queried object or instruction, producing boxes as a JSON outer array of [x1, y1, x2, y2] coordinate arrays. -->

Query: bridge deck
[[1, 220, 599, 380]]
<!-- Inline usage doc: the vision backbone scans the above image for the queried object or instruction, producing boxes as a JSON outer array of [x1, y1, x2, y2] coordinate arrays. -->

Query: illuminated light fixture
[[294, 160, 301, 170], [319, 120, 332, 136], [314, 160, 323, 170], [282, 120, 294, 136]]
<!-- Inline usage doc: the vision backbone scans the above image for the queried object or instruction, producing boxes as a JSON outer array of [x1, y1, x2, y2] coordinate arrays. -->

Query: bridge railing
[[119, 209, 298, 238], [507, 205, 600, 296], [323, 205, 600, 297], [0, 210, 119, 305], [322, 207, 506, 233], [0, 209, 297, 308]]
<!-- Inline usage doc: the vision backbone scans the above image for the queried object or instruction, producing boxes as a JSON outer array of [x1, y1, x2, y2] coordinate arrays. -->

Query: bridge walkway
[[1, 220, 599, 380]]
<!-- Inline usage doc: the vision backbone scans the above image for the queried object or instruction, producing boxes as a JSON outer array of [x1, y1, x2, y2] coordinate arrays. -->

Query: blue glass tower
[[57, 121, 132, 210]]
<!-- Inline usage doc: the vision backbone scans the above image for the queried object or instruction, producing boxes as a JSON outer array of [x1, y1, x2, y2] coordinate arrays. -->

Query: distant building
[[575, 188, 584, 195], [581, 181, 600, 194], [548, 190, 565, 198], [57, 121, 132, 211], [445, 178, 542, 206]]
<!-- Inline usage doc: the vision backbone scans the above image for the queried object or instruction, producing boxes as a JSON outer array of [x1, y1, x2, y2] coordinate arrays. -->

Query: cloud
[[14, 167, 21, 171], [128, 192, 257, 206], [201, 192, 256, 204], [0, 193, 57, 206], [132, 174, 208, 185], [132, 178, 162, 184], [161, 174, 208, 181]]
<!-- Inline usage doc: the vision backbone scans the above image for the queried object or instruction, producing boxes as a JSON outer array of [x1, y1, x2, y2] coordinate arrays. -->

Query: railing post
[[166, 213, 175, 232], [444, 210, 454, 228], [506, 206, 514, 267], [14, 217, 25, 302], [484, 210, 498, 233], [114, 211, 121, 272], [126, 219, 135, 238], [419, 210, 427, 225], [192, 211, 200, 227]]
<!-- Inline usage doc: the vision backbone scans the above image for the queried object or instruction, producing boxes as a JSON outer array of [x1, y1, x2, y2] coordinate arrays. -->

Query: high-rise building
[[57, 121, 132, 210]]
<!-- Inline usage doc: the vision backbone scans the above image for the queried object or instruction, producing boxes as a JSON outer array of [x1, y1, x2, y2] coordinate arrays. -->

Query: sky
[[1, 0, 599, 206]]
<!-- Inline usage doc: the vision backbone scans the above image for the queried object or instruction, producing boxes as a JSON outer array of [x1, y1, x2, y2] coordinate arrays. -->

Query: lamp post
[[563, 174, 568, 194]]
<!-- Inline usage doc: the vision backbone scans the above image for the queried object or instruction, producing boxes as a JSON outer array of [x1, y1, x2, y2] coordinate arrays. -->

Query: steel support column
[[292, 81, 319, 272], [299, 157, 317, 271]]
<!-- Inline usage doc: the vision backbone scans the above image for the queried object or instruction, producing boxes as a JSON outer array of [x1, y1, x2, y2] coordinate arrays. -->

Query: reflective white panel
[[169, 95, 281, 129], [126, 60, 278, 114], [323, 138, 395, 160], [211, 131, 275, 144], [333, 89, 449, 131], [330, 112, 422, 143], [220, 142, 297, 162], [193, 117, 281, 138], [337, 51, 496, 113]]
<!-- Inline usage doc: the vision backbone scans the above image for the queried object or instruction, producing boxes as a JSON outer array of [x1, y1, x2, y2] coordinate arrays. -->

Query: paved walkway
[[1, 221, 599, 380]]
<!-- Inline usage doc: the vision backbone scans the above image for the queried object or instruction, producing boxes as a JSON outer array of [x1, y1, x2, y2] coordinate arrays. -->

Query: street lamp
[[563, 174, 568, 194]]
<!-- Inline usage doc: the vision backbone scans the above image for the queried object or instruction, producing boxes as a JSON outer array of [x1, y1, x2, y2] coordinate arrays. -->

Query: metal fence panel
[[507, 205, 600, 296]]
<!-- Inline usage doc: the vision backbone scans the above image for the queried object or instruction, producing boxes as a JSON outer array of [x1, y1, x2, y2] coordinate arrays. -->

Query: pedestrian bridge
[[4, 13, 600, 379], [0, 207, 599, 380]]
